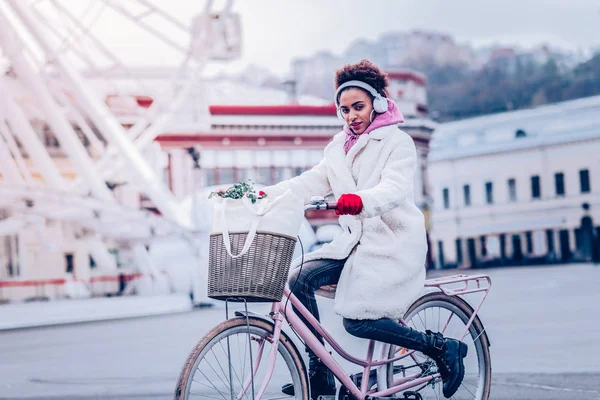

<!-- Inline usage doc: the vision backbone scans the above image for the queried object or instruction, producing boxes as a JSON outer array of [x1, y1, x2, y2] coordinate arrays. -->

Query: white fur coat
[[264, 125, 427, 320]]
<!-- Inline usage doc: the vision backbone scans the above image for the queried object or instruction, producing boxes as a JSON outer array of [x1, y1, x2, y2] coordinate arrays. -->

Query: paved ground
[[0, 263, 598, 399]]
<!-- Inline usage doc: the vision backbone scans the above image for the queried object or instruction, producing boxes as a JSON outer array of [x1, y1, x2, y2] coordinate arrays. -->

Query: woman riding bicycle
[[263, 59, 467, 399]]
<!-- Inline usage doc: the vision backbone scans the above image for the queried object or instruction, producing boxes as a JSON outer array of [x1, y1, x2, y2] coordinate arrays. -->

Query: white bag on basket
[[210, 190, 304, 258]]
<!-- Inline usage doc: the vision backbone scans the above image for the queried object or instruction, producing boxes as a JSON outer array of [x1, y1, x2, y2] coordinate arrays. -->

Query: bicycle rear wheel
[[175, 316, 309, 400], [386, 293, 492, 400]]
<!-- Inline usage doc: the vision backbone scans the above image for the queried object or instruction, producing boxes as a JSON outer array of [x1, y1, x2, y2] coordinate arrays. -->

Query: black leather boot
[[282, 356, 336, 398], [422, 330, 468, 398]]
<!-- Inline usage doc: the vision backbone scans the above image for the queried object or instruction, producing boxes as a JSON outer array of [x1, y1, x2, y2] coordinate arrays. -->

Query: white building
[[120, 70, 435, 225], [1, 68, 437, 301], [428, 95, 600, 269]]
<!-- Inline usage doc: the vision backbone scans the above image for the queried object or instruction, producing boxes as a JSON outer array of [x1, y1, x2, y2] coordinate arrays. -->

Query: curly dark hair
[[334, 59, 389, 100]]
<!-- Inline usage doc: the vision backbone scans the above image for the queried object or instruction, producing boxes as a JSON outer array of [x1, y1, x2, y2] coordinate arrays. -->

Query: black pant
[[288, 259, 346, 351], [288, 259, 430, 364]]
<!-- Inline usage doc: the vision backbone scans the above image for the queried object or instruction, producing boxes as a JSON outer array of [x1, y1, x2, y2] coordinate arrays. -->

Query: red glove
[[336, 194, 363, 215]]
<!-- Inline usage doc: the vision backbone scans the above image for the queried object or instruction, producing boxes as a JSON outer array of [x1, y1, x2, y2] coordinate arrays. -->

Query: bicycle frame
[[238, 273, 491, 400]]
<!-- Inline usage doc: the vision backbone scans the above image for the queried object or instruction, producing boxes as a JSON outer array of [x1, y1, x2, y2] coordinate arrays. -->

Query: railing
[[0, 278, 66, 301], [0, 272, 147, 302]]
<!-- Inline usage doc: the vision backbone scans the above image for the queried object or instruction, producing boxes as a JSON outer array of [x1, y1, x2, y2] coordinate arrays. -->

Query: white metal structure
[[0, 0, 241, 302]]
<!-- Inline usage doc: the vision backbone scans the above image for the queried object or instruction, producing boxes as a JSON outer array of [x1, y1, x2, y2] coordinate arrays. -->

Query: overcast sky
[[228, 0, 600, 75], [4, 1, 600, 77]]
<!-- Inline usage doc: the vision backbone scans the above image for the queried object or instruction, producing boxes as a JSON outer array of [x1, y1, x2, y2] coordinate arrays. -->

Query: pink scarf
[[343, 99, 404, 153]]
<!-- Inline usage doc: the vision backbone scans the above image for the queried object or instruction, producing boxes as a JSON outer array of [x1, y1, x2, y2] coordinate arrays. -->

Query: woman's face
[[338, 88, 374, 135]]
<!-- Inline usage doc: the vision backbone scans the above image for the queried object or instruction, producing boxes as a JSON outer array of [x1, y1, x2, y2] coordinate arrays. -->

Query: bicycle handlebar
[[304, 197, 337, 212]]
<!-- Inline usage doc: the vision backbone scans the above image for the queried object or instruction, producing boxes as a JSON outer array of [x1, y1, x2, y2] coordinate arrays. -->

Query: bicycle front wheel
[[175, 316, 309, 400], [387, 293, 492, 400]]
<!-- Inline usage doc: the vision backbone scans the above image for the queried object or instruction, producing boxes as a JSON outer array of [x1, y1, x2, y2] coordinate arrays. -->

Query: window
[[256, 167, 272, 185], [455, 238, 463, 265], [437, 241, 445, 268], [480, 236, 487, 257], [463, 184, 471, 207], [525, 231, 533, 254], [294, 167, 307, 177], [546, 230, 555, 253], [65, 253, 74, 274], [580, 169, 590, 193], [109, 249, 122, 268], [205, 169, 217, 187], [237, 168, 252, 182], [218, 168, 236, 185], [531, 175, 541, 199], [442, 188, 450, 209], [2, 235, 20, 278], [508, 178, 517, 202], [575, 228, 582, 252], [485, 182, 493, 204], [74, 126, 90, 147], [43, 125, 60, 148], [554, 172, 565, 196], [274, 167, 293, 183]]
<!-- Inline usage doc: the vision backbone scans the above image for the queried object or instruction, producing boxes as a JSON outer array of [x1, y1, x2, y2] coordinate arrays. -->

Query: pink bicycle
[[175, 198, 492, 400]]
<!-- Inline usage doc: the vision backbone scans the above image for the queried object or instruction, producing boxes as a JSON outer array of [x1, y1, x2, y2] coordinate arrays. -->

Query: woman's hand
[[336, 194, 363, 215]]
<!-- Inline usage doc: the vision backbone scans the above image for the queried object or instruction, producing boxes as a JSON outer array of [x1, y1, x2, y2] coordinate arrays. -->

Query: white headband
[[334, 80, 383, 106], [334, 80, 388, 116]]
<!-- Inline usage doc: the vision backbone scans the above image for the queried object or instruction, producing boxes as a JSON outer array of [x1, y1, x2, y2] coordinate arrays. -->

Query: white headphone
[[335, 80, 388, 120]]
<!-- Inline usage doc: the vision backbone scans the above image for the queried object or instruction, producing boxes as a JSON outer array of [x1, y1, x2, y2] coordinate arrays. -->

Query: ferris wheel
[[0, 0, 241, 298]]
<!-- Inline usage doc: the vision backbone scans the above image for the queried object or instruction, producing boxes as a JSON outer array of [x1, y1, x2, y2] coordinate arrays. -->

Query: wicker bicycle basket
[[208, 231, 297, 302]]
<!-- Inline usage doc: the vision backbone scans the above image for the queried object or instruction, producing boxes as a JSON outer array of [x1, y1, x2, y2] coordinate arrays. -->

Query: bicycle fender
[[234, 310, 274, 325]]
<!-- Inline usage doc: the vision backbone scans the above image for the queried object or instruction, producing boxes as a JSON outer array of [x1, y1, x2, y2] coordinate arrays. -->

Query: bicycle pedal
[[402, 391, 423, 400]]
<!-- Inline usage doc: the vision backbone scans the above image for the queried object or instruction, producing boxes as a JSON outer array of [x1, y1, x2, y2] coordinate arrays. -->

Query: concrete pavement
[[0, 263, 598, 399]]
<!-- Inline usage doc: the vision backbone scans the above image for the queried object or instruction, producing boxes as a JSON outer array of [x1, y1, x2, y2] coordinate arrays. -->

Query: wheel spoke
[[188, 390, 226, 399], [195, 369, 229, 400], [417, 312, 426, 331], [440, 312, 454, 335], [462, 378, 479, 388], [177, 321, 304, 400], [206, 348, 232, 389], [238, 331, 245, 386], [460, 381, 477, 398], [388, 295, 490, 400], [218, 337, 252, 400]]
